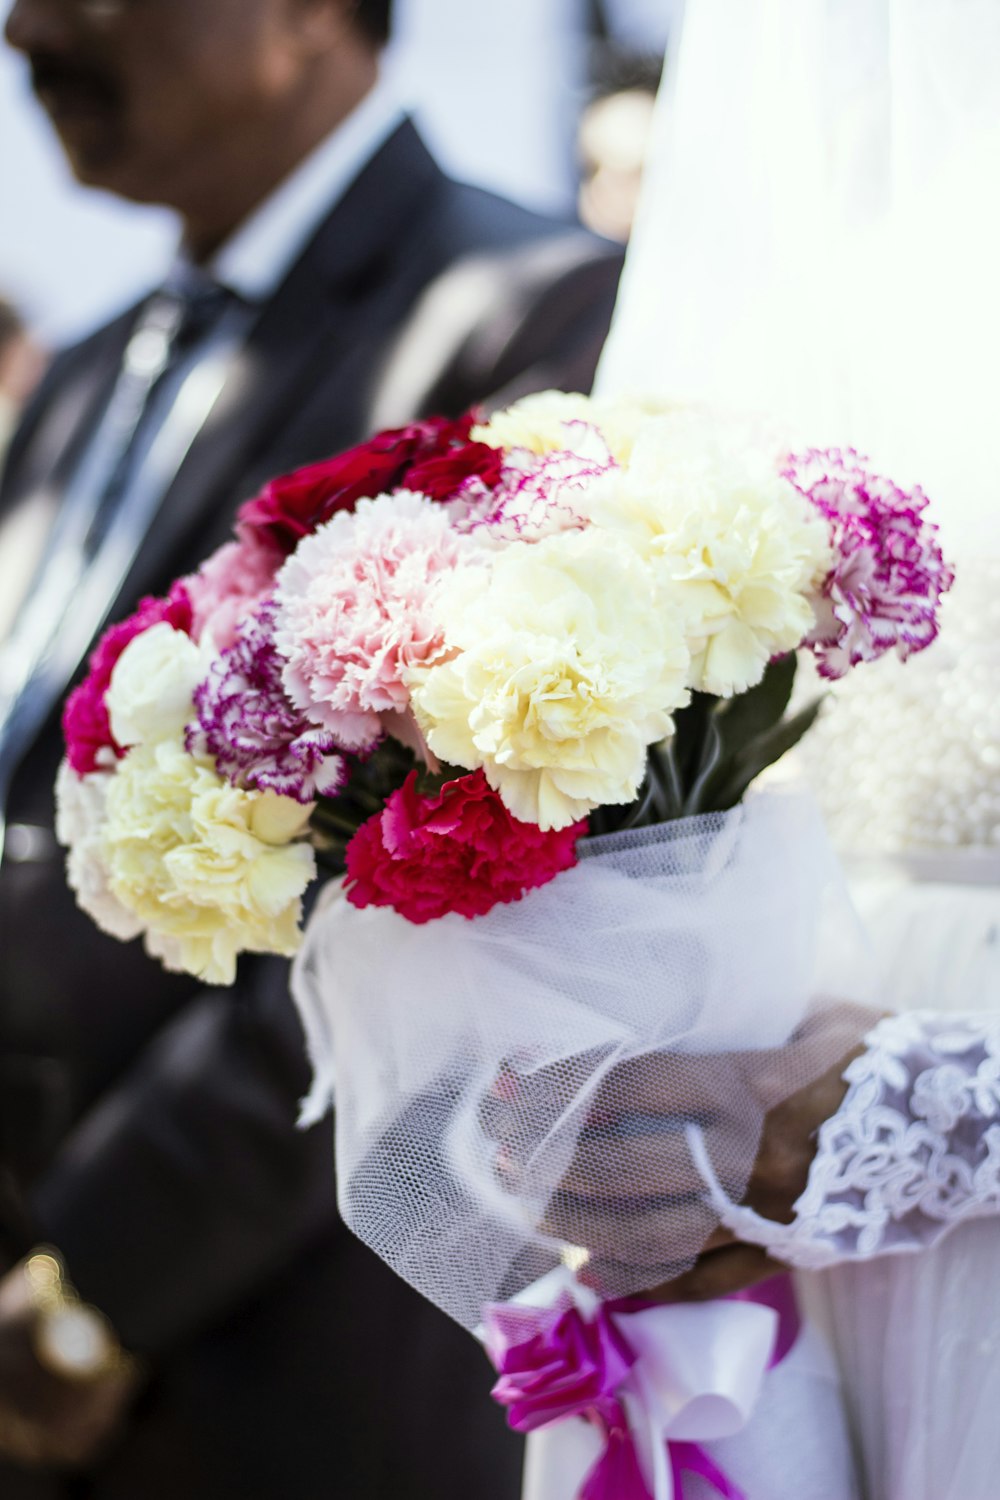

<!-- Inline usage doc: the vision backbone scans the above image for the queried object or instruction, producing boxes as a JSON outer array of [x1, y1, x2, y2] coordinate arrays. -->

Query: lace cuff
[[695, 1011, 1000, 1269]]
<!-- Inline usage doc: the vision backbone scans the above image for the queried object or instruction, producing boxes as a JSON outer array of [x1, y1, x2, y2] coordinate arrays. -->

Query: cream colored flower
[[55, 759, 143, 943], [101, 737, 315, 984], [579, 413, 832, 696], [473, 391, 670, 465], [472, 392, 596, 455], [107, 622, 205, 748], [409, 529, 689, 830]]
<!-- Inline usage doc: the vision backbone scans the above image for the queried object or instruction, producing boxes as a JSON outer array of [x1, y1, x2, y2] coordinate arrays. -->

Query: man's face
[[4, 0, 319, 207]]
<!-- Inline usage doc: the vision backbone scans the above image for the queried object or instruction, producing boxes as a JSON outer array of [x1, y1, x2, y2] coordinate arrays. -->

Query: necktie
[[0, 271, 235, 865]]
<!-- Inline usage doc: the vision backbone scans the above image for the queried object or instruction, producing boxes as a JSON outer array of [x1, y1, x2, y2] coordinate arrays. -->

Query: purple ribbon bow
[[483, 1277, 799, 1500]]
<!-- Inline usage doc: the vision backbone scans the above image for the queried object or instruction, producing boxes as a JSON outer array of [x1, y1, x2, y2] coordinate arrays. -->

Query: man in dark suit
[[0, 0, 622, 1494]]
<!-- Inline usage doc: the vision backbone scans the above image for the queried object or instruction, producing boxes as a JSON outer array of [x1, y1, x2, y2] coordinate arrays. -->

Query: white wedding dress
[[563, 2, 1000, 1497], [784, 550, 1000, 1500]]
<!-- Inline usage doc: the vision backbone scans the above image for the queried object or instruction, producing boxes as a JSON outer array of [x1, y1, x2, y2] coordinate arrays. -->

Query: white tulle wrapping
[[293, 786, 873, 1331]]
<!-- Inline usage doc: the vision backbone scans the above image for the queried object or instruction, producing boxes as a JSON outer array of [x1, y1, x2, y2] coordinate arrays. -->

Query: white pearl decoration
[[793, 552, 1000, 856]]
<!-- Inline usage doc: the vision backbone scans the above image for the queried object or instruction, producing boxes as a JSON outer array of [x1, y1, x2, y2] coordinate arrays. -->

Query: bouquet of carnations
[[56, 392, 951, 1498]]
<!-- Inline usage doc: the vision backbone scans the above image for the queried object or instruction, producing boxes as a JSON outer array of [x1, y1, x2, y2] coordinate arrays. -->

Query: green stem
[[651, 739, 685, 819], [619, 771, 659, 830], [342, 784, 386, 816], [310, 805, 363, 839], [314, 847, 348, 877]]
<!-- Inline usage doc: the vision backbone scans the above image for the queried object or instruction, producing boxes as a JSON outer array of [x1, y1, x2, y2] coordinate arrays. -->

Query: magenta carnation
[[185, 533, 282, 650], [187, 599, 345, 804], [344, 769, 584, 924], [63, 584, 193, 775], [784, 447, 955, 680]]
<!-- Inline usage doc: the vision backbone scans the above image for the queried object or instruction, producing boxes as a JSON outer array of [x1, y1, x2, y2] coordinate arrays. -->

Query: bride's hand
[[633, 1038, 870, 1302], [482, 1002, 875, 1293]]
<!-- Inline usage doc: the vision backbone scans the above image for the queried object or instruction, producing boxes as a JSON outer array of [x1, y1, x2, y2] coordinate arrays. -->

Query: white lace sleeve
[[693, 1011, 1000, 1269]]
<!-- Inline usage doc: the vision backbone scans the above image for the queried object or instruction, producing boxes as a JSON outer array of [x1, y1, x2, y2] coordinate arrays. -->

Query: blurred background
[[0, 0, 673, 346]]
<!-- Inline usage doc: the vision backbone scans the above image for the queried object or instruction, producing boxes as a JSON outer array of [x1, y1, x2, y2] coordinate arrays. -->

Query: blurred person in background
[[577, 60, 660, 242], [0, 0, 622, 1495], [577, 5, 663, 243], [0, 298, 44, 460]]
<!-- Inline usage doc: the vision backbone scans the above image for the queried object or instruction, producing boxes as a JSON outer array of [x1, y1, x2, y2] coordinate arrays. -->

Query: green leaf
[[712, 654, 797, 749], [704, 696, 824, 811], [664, 656, 802, 814], [669, 693, 714, 786]]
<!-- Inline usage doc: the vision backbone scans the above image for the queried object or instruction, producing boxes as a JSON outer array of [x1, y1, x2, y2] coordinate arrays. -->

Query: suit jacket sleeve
[[31, 959, 338, 1355], [428, 239, 625, 415], [27, 237, 624, 1357]]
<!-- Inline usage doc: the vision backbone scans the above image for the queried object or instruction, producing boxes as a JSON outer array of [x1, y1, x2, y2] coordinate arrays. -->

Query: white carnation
[[409, 529, 690, 830], [100, 737, 315, 986], [579, 412, 833, 696], [472, 392, 598, 455], [55, 759, 143, 943], [106, 622, 206, 748], [473, 391, 671, 465]]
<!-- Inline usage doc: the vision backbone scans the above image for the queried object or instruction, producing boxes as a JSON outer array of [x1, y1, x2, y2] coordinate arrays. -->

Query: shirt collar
[[170, 76, 404, 304]]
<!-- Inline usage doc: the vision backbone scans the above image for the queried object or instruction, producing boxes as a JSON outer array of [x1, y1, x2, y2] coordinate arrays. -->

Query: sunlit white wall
[[386, 0, 586, 214]]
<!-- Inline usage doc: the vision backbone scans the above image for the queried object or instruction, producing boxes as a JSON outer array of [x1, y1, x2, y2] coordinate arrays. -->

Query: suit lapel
[[116, 121, 446, 605], [0, 313, 135, 516]]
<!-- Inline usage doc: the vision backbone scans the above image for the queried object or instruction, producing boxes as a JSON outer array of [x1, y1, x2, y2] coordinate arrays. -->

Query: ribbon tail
[[580, 1420, 656, 1500], [731, 1273, 800, 1367], [670, 1441, 748, 1500]]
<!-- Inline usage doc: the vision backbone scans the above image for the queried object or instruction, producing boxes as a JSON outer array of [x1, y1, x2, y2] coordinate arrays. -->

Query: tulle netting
[[293, 787, 874, 1330]]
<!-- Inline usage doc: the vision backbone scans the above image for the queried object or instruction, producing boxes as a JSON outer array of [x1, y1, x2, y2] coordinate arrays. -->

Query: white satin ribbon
[[516, 1267, 779, 1500]]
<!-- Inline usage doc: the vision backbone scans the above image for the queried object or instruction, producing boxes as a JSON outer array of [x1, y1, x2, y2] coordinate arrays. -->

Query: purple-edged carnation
[[453, 422, 617, 541], [784, 447, 955, 680], [188, 599, 346, 804]]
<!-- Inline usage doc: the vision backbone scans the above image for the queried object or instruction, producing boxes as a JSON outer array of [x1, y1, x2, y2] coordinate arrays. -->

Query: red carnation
[[236, 412, 486, 554], [62, 583, 193, 775], [344, 770, 583, 924], [403, 440, 504, 501]]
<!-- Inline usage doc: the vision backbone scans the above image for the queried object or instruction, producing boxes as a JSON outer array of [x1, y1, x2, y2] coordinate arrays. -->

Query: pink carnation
[[344, 769, 584, 924], [62, 584, 193, 775], [185, 533, 283, 650], [273, 491, 473, 752], [784, 447, 955, 680]]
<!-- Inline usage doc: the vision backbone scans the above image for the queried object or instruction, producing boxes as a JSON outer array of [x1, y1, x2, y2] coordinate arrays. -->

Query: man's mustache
[[29, 56, 119, 108]]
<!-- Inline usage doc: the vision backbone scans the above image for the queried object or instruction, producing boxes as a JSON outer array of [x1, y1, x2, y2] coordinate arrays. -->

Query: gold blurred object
[[24, 1249, 135, 1384], [76, 0, 128, 24], [560, 1244, 591, 1275]]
